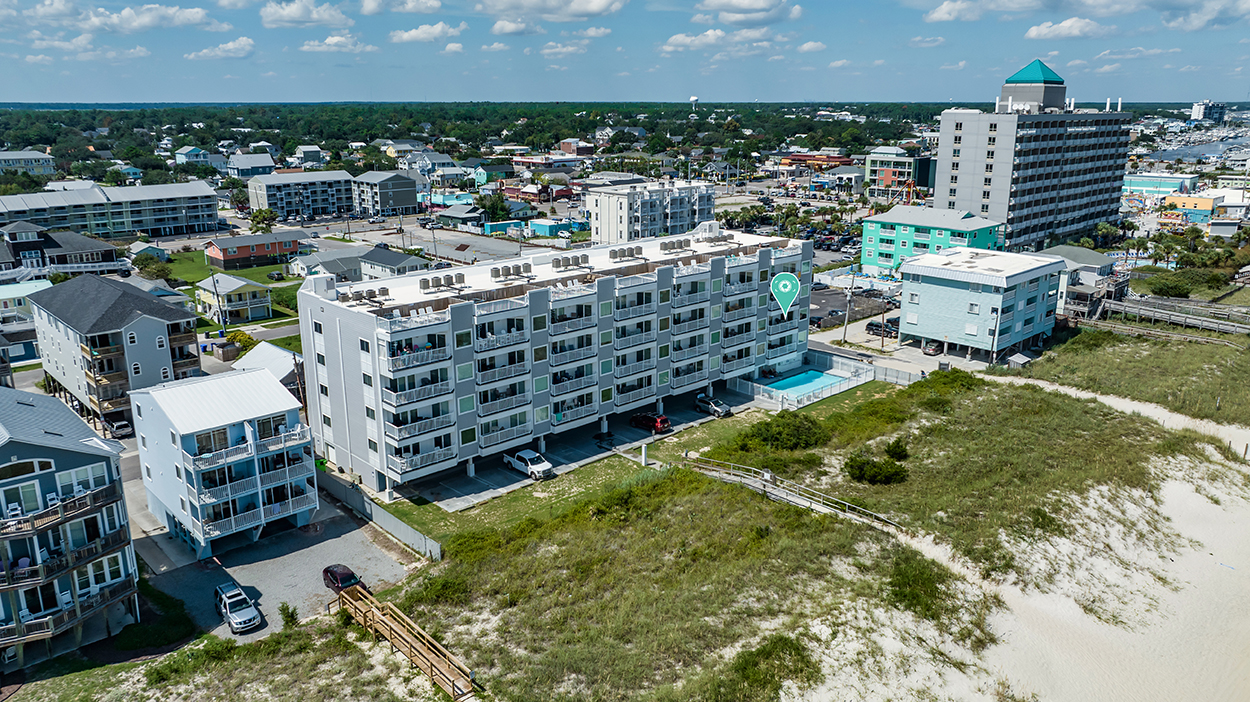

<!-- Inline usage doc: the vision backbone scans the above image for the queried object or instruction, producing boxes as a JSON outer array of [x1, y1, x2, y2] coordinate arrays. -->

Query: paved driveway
[[150, 508, 410, 643]]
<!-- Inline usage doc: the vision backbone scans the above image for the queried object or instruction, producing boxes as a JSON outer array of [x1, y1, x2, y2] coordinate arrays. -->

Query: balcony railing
[[386, 447, 458, 473], [671, 369, 708, 388], [550, 346, 596, 366], [0, 528, 129, 590], [382, 380, 452, 407], [878, 242, 895, 252], [671, 290, 710, 308], [258, 459, 316, 489], [552, 404, 597, 426], [479, 423, 532, 448], [614, 329, 657, 350], [723, 307, 755, 322], [387, 347, 452, 372], [950, 237, 969, 246], [172, 356, 200, 370], [769, 319, 800, 335], [80, 343, 122, 358], [383, 414, 455, 441], [614, 358, 656, 378], [199, 507, 264, 539], [169, 332, 198, 347], [721, 356, 754, 374], [182, 442, 253, 471], [766, 343, 799, 359], [671, 317, 709, 336], [88, 395, 128, 412], [86, 370, 127, 386], [615, 386, 656, 406], [551, 374, 596, 396], [194, 475, 258, 505], [262, 492, 318, 521], [255, 426, 311, 455], [671, 344, 708, 362], [549, 315, 596, 336], [0, 483, 122, 539], [614, 301, 656, 321], [479, 393, 531, 417], [477, 362, 530, 385], [475, 330, 529, 352], [722, 331, 754, 349], [377, 309, 451, 334], [724, 281, 756, 296], [0, 580, 136, 646]]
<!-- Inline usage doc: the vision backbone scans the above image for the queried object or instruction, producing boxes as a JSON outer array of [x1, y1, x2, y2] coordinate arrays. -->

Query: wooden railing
[[329, 586, 474, 700]]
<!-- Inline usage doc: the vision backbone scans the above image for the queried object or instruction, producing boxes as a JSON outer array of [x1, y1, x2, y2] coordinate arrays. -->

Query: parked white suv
[[505, 450, 555, 480]]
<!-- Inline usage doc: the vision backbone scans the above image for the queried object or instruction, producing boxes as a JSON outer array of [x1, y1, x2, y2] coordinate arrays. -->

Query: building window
[[127, 332, 136, 345], [986, 151, 994, 160], [950, 162, 959, 172], [952, 149, 960, 158], [316, 353, 325, 365], [981, 204, 990, 213], [987, 136, 996, 146], [319, 384, 328, 396], [313, 321, 322, 334], [948, 202, 956, 209], [954, 122, 963, 130], [368, 439, 377, 452], [908, 292, 919, 303], [950, 175, 958, 184], [982, 190, 991, 200], [953, 135, 962, 145], [359, 339, 370, 353], [131, 363, 141, 375], [984, 177, 992, 187], [161, 367, 170, 380], [140, 435, 147, 449], [145, 464, 151, 480], [180, 497, 187, 514], [156, 336, 166, 349], [949, 188, 957, 197], [455, 331, 472, 348], [322, 416, 332, 427], [363, 374, 373, 386], [365, 407, 375, 420], [988, 123, 997, 132], [985, 164, 994, 173], [969, 303, 980, 314]]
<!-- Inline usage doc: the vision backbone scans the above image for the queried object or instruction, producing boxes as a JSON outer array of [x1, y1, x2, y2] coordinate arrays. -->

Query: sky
[[1, 0, 1249, 104]]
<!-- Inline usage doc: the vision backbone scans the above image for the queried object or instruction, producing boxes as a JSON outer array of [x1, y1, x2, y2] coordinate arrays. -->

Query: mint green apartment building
[[861, 206, 1004, 277]]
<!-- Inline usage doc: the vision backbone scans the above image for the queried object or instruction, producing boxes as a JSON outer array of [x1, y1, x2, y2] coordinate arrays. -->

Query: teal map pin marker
[[770, 272, 801, 315]]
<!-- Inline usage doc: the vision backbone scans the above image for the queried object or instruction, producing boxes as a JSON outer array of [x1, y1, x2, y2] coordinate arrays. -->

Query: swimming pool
[[766, 369, 851, 397]]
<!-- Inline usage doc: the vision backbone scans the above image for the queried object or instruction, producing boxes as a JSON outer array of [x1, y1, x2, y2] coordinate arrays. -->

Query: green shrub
[[1059, 329, 1125, 354], [884, 437, 910, 461], [1146, 276, 1191, 298], [144, 635, 239, 686], [702, 634, 823, 702], [844, 453, 909, 485], [279, 602, 300, 630], [403, 574, 472, 607], [885, 549, 953, 622], [732, 410, 831, 452], [114, 578, 197, 651]]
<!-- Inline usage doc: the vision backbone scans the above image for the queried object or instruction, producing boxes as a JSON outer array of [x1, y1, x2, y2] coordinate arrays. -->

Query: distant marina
[[1148, 135, 1250, 161]]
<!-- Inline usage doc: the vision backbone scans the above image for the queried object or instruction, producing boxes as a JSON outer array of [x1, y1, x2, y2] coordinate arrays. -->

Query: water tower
[[690, 95, 699, 111]]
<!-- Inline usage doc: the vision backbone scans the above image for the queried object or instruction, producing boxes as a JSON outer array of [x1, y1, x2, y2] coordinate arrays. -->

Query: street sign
[[770, 272, 801, 315]]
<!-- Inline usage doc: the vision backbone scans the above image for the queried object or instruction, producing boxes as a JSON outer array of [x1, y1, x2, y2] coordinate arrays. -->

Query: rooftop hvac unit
[[579, 254, 589, 265], [443, 275, 454, 287], [378, 287, 389, 297], [351, 290, 364, 301], [609, 250, 619, 259], [420, 279, 430, 290], [552, 260, 563, 269], [337, 293, 351, 302], [455, 272, 465, 284], [522, 263, 532, 274], [365, 289, 377, 299], [561, 256, 572, 267], [491, 267, 501, 278], [683, 239, 692, 249]]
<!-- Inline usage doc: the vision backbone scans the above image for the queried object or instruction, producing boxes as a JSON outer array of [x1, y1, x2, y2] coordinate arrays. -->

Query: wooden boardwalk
[[331, 586, 475, 700], [1102, 299, 1250, 335]]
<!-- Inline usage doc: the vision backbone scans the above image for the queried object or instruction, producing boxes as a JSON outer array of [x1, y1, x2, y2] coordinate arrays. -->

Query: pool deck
[[765, 368, 853, 396]]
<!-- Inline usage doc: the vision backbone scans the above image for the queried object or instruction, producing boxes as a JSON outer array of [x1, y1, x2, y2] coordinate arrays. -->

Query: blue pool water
[[766, 370, 848, 396]]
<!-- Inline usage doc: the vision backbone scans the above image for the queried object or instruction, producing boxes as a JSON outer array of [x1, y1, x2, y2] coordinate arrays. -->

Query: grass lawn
[[569, 230, 590, 243], [799, 380, 896, 419], [268, 334, 302, 355], [11, 362, 42, 373], [13, 655, 142, 702], [1005, 328, 1250, 426], [167, 252, 301, 287], [1191, 284, 1250, 305]]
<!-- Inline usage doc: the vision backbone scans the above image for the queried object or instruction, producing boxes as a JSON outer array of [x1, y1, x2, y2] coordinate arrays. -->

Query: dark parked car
[[812, 281, 829, 291], [266, 271, 285, 281], [629, 412, 671, 433], [865, 320, 898, 339], [323, 564, 368, 594]]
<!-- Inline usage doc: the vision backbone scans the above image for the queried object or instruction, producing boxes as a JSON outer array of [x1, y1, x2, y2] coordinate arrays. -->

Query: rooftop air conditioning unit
[[522, 263, 532, 274], [455, 273, 465, 284], [378, 287, 389, 297], [351, 291, 364, 301], [337, 293, 351, 302], [365, 289, 377, 299], [443, 275, 454, 287], [491, 267, 501, 278]]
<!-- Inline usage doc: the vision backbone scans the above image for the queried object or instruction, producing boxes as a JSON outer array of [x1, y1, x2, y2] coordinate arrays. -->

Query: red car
[[322, 564, 368, 594], [629, 412, 671, 433]]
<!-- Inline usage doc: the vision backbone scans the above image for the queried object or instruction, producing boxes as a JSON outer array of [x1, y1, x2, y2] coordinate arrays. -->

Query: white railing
[[766, 343, 798, 359], [614, 329, 657, 350], [196, 476, 259, 505], [674, 262, 711, 278], [614, 358, 656, 378], [614, 301, 656, 321], [617, 273, 656, 288], [476, 298, 527, 315], [551, 345, 596, 366], [1024, 303, 1037, 315], [384, 414, 455, 440], [721, 356, 754, 373], [183, 443, 253, 471], [202, 507, 263, 539], [479, 423, 532, 447], [772, 245, 802, 258], [549, 315, 596, 336], [615, 386, 656, 405], [377, 309, 451, 333], [672, 369, 708, 388], [258, 459, 315, 488], [671, 290, 710, 307], [950, 237, 969, 246], [724, 306, 755, 322], [382, 380, 452, 406], [552, 404, 597, 425], [255, 426, 311, 455], [386, 446, 458, 473], [477, 362, 530, 385], [552, 374, 597, 396], [768, 319, 800, 335], [550, 283, 597, 301], [263, 492, 318, 521], [878, 242, 895, 252], [726, 253, 758, 268], [221, 297, 270, 310], [387, 347, 451, 372], [475, 330, 529, 352], [724, 281, 756, 296], [479, 393, 531, 416], [671, 344, 708, 362], [999, 311, 1014, 323], [722, 332, 754, 348], [671, 317, 709, 335]]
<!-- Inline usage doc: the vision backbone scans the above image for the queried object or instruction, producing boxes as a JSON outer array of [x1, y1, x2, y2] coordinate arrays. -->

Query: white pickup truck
[[504, 450, 555, 480]]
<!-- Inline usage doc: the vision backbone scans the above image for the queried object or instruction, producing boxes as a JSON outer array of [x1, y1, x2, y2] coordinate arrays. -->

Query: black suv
[[865, 320, 898, 339]]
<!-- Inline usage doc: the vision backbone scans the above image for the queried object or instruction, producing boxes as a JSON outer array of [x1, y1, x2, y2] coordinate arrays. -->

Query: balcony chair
[[5, 505, 20, 520], [45, 493, 60, 509], [38, 548, 48, 564], [15, 558, 29, 570], [17, 610, 31, 624], [73, 484, 87, 498], [59, 590, 73, 611]]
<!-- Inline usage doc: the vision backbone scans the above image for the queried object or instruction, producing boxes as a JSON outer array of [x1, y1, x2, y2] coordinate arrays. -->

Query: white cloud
[[828, 58, 849, 67], [924, 0, 980, 22], [546, 63, 567, 69], [767, 54, 783, 60], [259, 0, 352, 28], [73, 44, 149, 60], [61, 4, 232, 33], [301, 31, 377, 51], [660, 28, 724, 52], [490, 18, 543, 34], [1067, 58, 1087, 65], [474, 0, 626, 22], [908, 35, 944, 47], [1178, 63, 1199, 71], [795, 40, 824, 52], [481, 41, 509, 50], [261, 69, 276, 75], [573, 25, 610, 36], [388, 20, 467, 42], [440, 41, 462, 52], [539, 38, 587, 56], [361, 0, 438, 14], [23, 0, 77, 21], [216, 0, 252, 9], [1094, 46, 1179, 59], [940, 59, 966, 69], [694, 0, 802, 26], [25, 53, 54, 63], [28, 30, 93, 50], [1025, 17, 1112, 39], [1094, 62, 1120, 72], [691, 12, 714, 22], [917, 0, 1250, 32], [872, 58, 884, 65], [184, 34, 253, 58]]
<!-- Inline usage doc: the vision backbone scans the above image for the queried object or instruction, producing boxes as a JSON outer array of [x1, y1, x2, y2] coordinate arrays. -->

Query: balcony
[[1024, 303, 1037, 315], [614, 301, 656, 321], [550, 346, 596, 366], [255, 426, 311, 455], [671, 290, 710, 308], [386, 447, 458, 473], [724, 281, 756, 297], [259, 459, 316, 489], [172, 356, 200, 370], [552, 404, 597, 426], [262, 492, 318, 521], [475, 330, 529, 352], [0, 580, 136, 647], [549, 315, 596, 336], [477, 362, 530, 385], [721, 356, 754, 374], [387, 347, 451, 372], [722, 331, 754, 349], [878, 242, 895, 252], [86, 369, 127, 387], [193, 475, 259, 505], [377, 309, 451, 334], [80, 343, 122, 358], [479, 393, 531, 417], [382, 380, 453, 407], [551, 372, 597, 396], [615, 386, 656, 406], [0, 528, 130, 590], [723, 307, 755, 322], [671, 344, 708, 363], [671, 317, 709, 336], [197, 507, 264, 539], [182, 442, 253, 471], [766, 343, 799, 359], [169, 332, 198, 347], [615, 358, 657, 378], [384, 414, 455, 441], [769, 319, 800, 335], [672, 369, 708, 389], [479, 423, 532, 448], [614, 329, 657, 350]]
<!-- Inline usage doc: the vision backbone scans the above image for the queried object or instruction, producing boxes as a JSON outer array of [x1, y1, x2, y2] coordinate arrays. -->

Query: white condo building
[[586, 180, 715, 245]]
